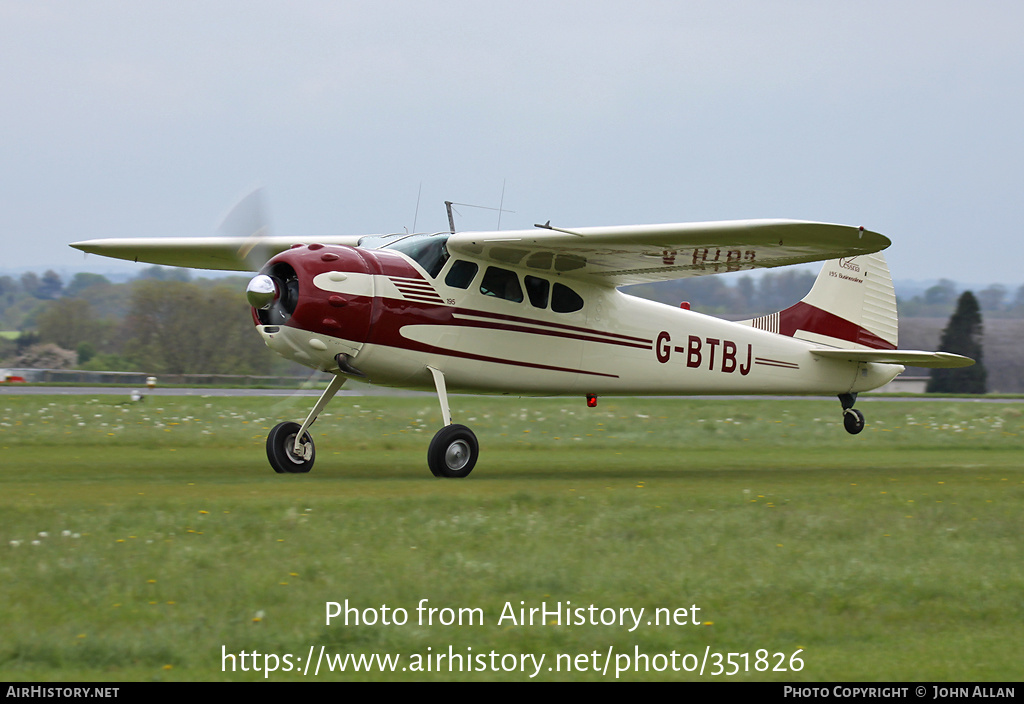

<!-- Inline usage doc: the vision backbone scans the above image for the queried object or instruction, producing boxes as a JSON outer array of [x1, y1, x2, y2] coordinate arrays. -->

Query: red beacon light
[[586, 394, 598, 408], [680, 301, 690, 310]]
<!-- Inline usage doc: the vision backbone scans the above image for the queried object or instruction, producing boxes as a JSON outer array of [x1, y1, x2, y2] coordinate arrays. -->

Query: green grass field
[[1, 393, 1022, 681]]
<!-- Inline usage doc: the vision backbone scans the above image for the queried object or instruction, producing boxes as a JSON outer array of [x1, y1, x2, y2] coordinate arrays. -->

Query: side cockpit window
[[446, 261, 583, 313], [480, 266, 523, 303], [445, 260, 478, 289]]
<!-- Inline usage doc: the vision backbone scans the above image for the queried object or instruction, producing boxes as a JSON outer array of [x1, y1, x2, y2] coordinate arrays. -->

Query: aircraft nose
[[249, 244, 375, 373], [246, 274, 278, 309], [249, 260, 300, 327]]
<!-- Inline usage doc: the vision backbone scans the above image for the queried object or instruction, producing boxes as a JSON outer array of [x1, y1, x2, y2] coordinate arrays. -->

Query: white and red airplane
[[72, 217, 973, 477]]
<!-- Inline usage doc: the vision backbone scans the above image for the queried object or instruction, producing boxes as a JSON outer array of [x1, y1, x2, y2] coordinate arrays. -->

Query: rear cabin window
[[445, 260, 478, 289], [524, 275, 549, 308], [480, 267, 523, 303], [551, 282, 584, 313]]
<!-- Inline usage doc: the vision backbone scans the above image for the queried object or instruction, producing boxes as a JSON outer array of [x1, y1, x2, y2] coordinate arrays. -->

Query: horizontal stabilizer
[[810, 349, 975, 368]]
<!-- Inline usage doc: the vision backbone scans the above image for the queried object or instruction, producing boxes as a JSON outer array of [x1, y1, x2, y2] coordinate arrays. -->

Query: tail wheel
[[843, 409, 865, 435], [267, 421, 315, 474], [427, 424, 478, 478]]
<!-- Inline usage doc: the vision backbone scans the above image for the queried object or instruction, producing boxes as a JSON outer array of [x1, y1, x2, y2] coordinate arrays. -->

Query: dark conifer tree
[[927, 291, 987, 393]]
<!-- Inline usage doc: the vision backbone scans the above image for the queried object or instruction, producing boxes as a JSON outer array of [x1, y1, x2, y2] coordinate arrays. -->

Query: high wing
[[810, 349, 975, 368], [70, 235, 364, 271], [71, 219, 889, 281], [446, 219, 890, 286]]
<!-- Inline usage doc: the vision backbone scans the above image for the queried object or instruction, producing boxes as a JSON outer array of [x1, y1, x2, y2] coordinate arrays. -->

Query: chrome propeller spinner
[[246, 274, 278, 310]]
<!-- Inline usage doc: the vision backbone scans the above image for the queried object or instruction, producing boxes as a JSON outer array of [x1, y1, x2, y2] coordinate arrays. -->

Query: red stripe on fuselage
[[451, 317, 652, 350], [452, 307, 653, 346], [779, 301, 896, 350], [363, 296, 621, 377]]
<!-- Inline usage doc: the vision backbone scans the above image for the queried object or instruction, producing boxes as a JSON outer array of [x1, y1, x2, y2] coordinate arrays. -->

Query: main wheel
[[267, 421, 315, 474], [427, 424, 479, 478], [843, 408, 865, 435]]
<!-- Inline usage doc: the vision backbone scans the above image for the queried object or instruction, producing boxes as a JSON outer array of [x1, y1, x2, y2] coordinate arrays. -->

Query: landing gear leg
[[839, 392, 865, 435], [426, 366, 478, 478], [266, 374, 346, 474]]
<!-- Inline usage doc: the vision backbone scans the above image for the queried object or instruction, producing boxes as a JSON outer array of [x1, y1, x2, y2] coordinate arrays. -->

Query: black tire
[[267, 421, 315, 474], [427, 424, 478, 478], [843, 408, 865, 435]]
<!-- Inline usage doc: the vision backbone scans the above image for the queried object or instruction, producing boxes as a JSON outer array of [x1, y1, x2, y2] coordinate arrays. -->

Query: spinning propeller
[[218, 187, 274, 272]]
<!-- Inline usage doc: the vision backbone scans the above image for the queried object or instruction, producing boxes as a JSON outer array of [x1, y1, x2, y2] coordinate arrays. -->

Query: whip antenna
[[412, 182, 422, 232], [444, 195, 515, 234], [497, 180, 506, 230]]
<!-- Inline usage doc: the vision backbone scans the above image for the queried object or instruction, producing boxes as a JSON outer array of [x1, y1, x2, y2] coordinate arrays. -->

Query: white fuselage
[[255, 247, 902, 398]]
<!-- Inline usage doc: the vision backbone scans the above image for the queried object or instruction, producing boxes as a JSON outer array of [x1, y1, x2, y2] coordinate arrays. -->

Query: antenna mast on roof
[[444, 196, 515, 235], [444, 201, 456, 234]]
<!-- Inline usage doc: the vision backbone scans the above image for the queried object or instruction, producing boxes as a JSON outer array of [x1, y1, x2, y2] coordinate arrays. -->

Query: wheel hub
[[286, 433, 312, 462], [445, 440, 470, 470]]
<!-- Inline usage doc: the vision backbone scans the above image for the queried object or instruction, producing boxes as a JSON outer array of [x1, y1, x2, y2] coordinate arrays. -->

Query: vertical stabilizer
[[743, 253, 898, 350]]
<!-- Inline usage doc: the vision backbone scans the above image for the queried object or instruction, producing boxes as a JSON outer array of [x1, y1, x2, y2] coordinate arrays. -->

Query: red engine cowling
[[247, 243, 378, 349]]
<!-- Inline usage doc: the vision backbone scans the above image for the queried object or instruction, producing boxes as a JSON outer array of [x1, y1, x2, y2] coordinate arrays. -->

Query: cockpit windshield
[[380, 233, 451, 278]]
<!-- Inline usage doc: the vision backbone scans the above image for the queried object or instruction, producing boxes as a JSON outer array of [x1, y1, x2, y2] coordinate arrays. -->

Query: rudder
[[744, 253, 898, 350]]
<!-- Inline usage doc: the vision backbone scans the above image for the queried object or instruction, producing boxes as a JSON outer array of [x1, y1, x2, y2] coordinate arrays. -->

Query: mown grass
[[1, 394, 1022, 681]]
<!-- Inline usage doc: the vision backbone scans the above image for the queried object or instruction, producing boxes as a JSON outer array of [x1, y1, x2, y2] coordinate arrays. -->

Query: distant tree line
[[0, 265, 1018, 387], [898, 279, 1024, 318], [0, 266, 292, 376], [622, 269, 822, 318], [624, 271, 1024, 320]]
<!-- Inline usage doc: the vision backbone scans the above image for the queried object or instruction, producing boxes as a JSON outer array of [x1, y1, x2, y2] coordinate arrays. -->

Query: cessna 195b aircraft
[[71, 214, 973, 477]]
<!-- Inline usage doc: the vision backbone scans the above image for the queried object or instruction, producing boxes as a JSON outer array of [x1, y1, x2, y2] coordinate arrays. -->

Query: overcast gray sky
[[1, 1, 1021, 286]]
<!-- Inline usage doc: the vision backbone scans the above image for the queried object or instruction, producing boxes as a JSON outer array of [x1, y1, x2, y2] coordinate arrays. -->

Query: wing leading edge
[[70, 235, 364, 271], [446, 219, 890, 286], [70, 219, 889, 280]]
